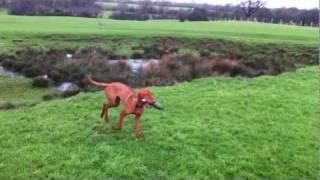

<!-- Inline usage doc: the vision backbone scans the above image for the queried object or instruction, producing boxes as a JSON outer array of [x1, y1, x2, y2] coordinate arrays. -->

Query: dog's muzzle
[[141, 99, 163, 110]]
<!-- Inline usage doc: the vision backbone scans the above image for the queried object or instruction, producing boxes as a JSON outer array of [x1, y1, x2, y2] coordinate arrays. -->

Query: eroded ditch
[[0, 38, 317, 109]]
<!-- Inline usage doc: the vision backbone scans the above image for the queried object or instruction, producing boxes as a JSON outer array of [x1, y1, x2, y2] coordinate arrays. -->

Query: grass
[[0, 12, 318, 53], [0, 66, 318, 179], [0, 76, 56, 106]]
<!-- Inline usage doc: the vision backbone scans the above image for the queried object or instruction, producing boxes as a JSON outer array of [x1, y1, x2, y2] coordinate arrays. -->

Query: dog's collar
[[136, 98, 144, 108]]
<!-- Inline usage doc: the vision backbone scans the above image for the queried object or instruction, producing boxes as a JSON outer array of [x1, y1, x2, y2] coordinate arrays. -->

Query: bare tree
[[0, 0, 10, 7], [139, 0, 154, 14], [239, 0, 265, 19], [157, 0, 170, 14], [117, 1, 129, 13]]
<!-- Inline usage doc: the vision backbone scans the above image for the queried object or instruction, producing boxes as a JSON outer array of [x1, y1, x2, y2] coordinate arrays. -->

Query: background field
[[0, 12, 318, 53], [0, 66, 318, 179]]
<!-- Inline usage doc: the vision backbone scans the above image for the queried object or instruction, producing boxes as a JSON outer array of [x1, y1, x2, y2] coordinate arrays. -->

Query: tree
[[298, 9, 319, 26], [254, 7, 273, 22], [272, 8, 299, 24], [0, 0, 10, 7], [8, 0, 101, 17], [177, 9, 190, 22], [188, 7, 208, 21], [139, 0, 154, 14], [239, 0, 265, 19], [117, 1, 129, 13], [157, 0, 170, 14]]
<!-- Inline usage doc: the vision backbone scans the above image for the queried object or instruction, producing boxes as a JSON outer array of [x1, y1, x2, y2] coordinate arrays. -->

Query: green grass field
[[0, 67, 318, 179], [0, 12, 317, 52]]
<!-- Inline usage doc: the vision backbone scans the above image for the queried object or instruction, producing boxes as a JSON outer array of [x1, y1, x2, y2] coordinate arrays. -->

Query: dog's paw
[[135, 133, 144, 138], [112, 125, 121, 130]]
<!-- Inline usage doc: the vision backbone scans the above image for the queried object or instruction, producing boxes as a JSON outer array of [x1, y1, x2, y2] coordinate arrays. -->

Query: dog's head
[[137, 88, 163, 110]]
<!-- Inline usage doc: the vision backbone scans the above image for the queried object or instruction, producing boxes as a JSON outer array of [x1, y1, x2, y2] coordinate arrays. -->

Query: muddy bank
[[0, 38, 317, 90]]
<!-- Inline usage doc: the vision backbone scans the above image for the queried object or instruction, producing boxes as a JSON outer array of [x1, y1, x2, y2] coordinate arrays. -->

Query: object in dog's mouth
[[152, 102, 164, 110]]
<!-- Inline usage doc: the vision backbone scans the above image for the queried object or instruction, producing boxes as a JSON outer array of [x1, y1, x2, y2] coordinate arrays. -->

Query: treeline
[[205, 5, 319, 26], [7, 0, 101, 17], [0, 0, 10, 7], [109, 0, 318, 26], [2, 0, 318, 26]]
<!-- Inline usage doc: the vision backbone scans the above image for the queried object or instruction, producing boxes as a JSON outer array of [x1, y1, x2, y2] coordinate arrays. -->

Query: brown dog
[[87, 75, 163, 138]]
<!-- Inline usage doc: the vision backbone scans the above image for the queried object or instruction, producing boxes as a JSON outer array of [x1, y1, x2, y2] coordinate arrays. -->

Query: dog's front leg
[[112, 110, 127, 130], [134, 114, 143, 138]]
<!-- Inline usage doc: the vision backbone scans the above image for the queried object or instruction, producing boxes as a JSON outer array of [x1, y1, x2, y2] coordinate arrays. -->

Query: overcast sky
[[171, 0, 318, 9]]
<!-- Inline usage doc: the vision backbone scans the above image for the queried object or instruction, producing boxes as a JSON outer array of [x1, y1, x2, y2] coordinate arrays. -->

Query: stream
[[0, 66, 25, 78]]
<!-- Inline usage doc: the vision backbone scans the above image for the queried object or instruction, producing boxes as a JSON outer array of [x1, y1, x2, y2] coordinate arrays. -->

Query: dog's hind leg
[[101, 103, 107, 118], [102, 97, 120, 123]]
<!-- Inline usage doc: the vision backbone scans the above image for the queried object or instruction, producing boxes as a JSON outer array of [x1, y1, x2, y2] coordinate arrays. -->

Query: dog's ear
[[137, 91, 142, 99], [136, 90, 145, 100]]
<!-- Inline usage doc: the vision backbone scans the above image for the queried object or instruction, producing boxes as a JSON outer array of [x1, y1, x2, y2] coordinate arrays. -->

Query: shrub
[[178, 9, 190, 22], [12, 61, 31, 72], [176, 53, 200, 78], [242, 51, 295, 75], [32, 76, 50, 88], [199, 49, 211, 57], [142, 44, 162, 59], [194, 60, 212, 77], [211, 59, 244, 76], [107, 61, 131, 82], [22, 66, 43, 77], [159, 54, 192, 82], [131, 50, 144, 59], [188, 8, 209, 21], [48, 70, 64, 84], [8, 0, 101, 18], [1, 59, 14, 69], [230, 51, 243, 60], [0, 102, 16, 110], [110, 12, 149, 20]]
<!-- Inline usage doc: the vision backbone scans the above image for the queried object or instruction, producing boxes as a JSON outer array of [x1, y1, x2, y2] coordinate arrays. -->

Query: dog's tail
[[86, 75, 109, 88]]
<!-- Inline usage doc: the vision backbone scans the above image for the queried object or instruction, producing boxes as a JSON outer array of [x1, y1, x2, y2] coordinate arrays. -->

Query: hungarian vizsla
[[87, 75, 163, 138]]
